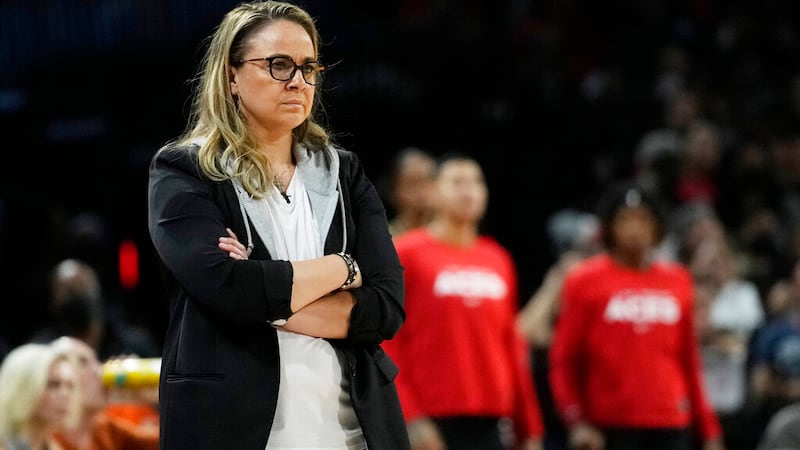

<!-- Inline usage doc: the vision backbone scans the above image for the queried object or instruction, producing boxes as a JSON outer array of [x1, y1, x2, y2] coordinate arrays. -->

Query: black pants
[[432, 416, 509, 450], [601, 426, 692, 450]]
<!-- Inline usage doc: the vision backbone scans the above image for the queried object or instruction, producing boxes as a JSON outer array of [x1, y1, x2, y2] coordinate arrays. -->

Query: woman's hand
[[218, 228, 249, 260], [702, 439, 726, 450], [517, 438, 543, 450], [568, 421, 605, 450], [407, 417, 446, 450]]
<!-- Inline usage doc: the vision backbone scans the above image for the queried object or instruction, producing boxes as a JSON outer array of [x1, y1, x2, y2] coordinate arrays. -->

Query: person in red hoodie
[[383, 152, 544, 450], [549, 180, 725, 450]]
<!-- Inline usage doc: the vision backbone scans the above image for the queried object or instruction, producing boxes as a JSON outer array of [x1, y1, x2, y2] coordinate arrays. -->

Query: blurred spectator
[[379, 146, 437, 237], [685, 207, 765, 344], [383, 153, 544, 450], [764, 279, 794, 320], [50, 336, 159, 450], [517, 208, 601, 450], [748, 256, 800, 446], [677, 205, 765, 438], [29, 259, 159, 361], [0, 342, 79, 450], [689, 236, 764, 347], [655, 201, 726, 264], [549, 180, 725, 450], [692, 269, 762, 450]]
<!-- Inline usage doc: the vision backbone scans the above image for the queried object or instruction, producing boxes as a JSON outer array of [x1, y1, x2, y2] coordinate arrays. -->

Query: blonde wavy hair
[[0, 343, 80, 439], [168, 0, 330, 198]]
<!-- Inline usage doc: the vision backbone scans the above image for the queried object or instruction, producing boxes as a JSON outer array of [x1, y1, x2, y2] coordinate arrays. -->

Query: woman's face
[[231, 19, 316, 139], [67, 339, 107, 411], [394, 153, 436, 215], [33, 358, 77, 427], [610, 206, 659, 255], [433, 159, 488, 225]]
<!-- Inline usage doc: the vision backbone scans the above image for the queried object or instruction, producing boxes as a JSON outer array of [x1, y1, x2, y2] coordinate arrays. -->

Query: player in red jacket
[[383, 153, 544, 450], [549, 181, 725, 450]]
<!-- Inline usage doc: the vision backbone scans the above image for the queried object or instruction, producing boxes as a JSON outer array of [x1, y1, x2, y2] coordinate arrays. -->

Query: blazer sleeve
[[336, 150, 406, 346], [147, 146, 293, 324]]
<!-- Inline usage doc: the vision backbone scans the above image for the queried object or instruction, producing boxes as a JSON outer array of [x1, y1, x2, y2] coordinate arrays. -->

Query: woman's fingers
[[219, 232, 248, 260], [226, 227, 238, 240]]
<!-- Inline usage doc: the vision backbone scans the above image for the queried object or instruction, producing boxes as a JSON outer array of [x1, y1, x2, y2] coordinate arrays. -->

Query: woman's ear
[[230, 69, 239, 97]]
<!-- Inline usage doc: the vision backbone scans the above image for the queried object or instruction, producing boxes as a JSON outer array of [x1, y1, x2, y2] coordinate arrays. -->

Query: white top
[[709, 279, 765, 338], [701, 278, 765, 413], [262, 172, 365, 450]]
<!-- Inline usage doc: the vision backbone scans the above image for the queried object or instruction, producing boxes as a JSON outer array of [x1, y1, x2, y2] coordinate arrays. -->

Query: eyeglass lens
[[269, 57, 322, 85]]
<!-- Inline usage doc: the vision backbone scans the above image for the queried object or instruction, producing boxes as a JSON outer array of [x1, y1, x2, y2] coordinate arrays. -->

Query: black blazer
[[147, 144, 410, 450]]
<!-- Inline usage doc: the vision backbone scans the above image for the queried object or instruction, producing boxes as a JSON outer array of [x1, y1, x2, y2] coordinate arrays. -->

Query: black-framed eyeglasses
[[239, 56, 325, 86]]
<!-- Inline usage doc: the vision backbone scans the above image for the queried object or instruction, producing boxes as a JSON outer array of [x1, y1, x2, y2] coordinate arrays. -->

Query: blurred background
[[1, 0, 799, 349]]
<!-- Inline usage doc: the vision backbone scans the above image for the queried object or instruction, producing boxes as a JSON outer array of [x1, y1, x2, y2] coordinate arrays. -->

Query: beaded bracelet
[[336, 252, 359, 290]]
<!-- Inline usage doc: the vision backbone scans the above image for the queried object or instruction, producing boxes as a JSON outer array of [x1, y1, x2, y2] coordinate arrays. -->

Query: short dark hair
[[596, 180, 665, 249], [434, 151, 479, 174]]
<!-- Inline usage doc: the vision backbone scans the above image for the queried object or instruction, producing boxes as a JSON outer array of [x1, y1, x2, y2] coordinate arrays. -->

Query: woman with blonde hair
[[0, 343, 79, 450], [147, 1, 408, 449]]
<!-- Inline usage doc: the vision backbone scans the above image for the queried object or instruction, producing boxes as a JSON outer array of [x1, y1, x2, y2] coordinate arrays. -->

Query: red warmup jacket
[[549, 253, 721, 440], [383, 229, 544, 441]]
